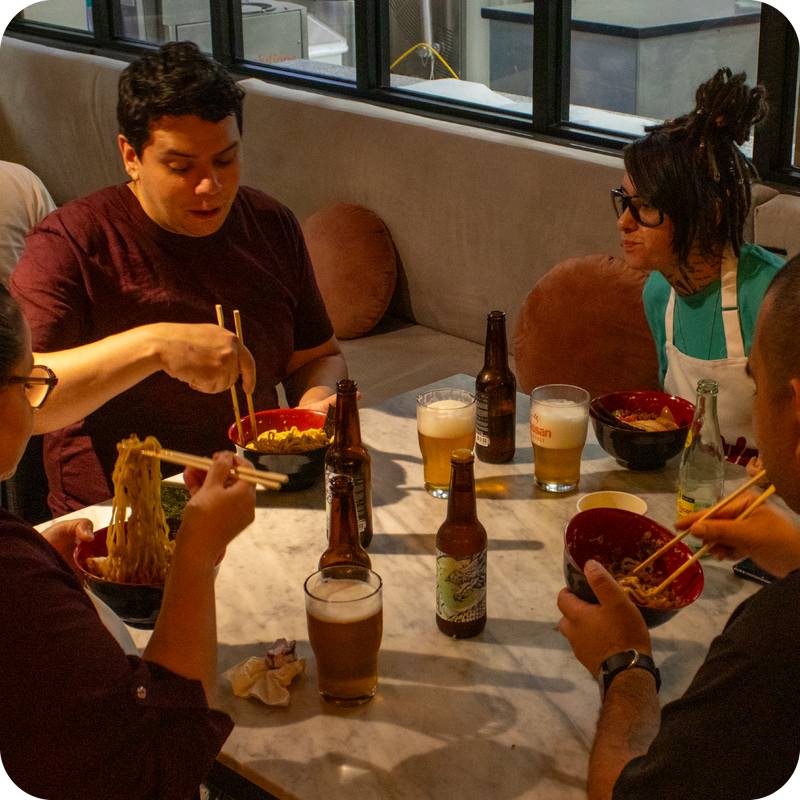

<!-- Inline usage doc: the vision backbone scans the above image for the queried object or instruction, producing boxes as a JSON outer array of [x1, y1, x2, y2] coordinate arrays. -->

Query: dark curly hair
[[0, 283, 26, 384], [118, 41, 244, 157], [623, 68, 769, 264]]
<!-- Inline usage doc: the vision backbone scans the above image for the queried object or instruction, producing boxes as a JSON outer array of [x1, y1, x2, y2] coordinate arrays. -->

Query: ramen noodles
[[87, 434, 174, 584], [246, 426, 331, 455], [612, 406, 679, 432], [612, 556, 682, 610]]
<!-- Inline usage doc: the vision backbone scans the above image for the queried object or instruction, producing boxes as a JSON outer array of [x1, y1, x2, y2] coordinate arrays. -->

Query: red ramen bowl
[[74, 525, 223, 630], [564, 507, 704, 628], [590, 390, 695, 471], [228, 408, 330, 492]]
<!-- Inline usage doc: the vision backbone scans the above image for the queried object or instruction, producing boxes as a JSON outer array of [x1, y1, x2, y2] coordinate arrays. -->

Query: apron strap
[[720, 246, 745, 360]]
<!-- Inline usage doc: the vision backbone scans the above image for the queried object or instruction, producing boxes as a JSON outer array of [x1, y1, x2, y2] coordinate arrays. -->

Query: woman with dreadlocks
[[612, 68, 783, 467]]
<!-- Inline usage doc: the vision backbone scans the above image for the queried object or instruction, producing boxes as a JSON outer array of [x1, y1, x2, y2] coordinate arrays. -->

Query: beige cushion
[[513, 254, 660, 398], [303, 203, 397, 339], [753, 193, 800, 261]]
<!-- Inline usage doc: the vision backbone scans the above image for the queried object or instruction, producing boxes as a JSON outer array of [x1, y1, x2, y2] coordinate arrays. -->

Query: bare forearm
[[284, 352, 347, 408], [143, 550, 219, 703], [588, 670, 661, 800], [33, 326, 166, 433]]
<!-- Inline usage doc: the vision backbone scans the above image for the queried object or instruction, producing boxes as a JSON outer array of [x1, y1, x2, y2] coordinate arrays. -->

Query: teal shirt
[[643, 243, 785, 387]]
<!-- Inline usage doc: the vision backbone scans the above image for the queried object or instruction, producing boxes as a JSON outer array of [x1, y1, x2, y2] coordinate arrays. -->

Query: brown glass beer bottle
[[436, 449, 487, 638], [475, 310, 516, 463], [319, 475, 372, 569], [325, 379, 373, 548]]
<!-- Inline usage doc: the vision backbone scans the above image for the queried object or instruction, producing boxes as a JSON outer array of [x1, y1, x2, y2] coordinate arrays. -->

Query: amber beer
[[304, 566, 383, 706], [416, 389, 476, 498], [318, 475, 371, 570], [530, 384, 590, 492]]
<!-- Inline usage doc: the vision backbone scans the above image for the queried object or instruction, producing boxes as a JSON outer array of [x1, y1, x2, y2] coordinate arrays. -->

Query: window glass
[[238, 1, 355, 79], [22, 0, 92, 32], [114, 0, 212, 51], [389, 0, 533, 117], [569, 0, 762, 147]]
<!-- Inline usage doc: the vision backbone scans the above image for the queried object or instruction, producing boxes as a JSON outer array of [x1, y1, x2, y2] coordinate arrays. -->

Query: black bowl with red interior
[[564, 507, 704, 628], [228, 408, 330, 492], [74, 526, 165, 629], [74, 523, 224, 630], [590, 390, 695, 471]]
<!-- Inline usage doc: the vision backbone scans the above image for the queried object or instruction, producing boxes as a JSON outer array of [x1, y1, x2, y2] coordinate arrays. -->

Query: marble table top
[[44, 374, 763, 800]]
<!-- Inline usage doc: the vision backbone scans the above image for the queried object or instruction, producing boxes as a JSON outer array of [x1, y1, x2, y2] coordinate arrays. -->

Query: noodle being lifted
[[87, 434, 174, 584]]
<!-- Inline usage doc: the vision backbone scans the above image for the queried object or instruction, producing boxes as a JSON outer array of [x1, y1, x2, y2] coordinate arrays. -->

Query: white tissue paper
[[223, 638, 305, 706]]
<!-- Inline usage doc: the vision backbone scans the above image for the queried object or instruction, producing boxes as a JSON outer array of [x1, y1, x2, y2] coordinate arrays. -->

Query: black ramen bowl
[[590, 390, 695, 471], [228, 408, 330, 492], [74, 524, 223, 630], [74, 526, 165, 630], [564, 507, 704, 628]]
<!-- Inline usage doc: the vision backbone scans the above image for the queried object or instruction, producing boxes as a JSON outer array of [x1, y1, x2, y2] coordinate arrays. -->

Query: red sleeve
[[0, 513, 233, 799]]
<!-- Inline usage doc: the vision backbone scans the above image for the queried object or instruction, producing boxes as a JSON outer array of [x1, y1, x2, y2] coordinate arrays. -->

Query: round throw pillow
[[302, 203, 397, 339], [513, 254, 661, 398]]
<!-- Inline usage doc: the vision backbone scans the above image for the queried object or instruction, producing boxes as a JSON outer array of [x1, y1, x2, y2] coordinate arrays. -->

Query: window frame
[[5, 0, 799, 188]]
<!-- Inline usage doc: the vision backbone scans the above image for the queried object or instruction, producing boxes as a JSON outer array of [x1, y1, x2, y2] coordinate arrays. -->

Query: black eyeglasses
[[1, 364, 58, 409], [611, 188, 664, 228]]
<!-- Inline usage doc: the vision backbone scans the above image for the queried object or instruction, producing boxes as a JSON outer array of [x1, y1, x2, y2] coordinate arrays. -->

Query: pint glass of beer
[[304, 565, 383, 706], [416, 389, 477, 498], [530, 384, 590, 492]]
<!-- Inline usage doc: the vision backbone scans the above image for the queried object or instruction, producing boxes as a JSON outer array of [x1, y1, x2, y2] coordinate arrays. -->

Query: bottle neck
[[484, 314, 508, 369], [446, 461, 479, 524], [334, 387, 362, 446], [329, 488, 361, 549]]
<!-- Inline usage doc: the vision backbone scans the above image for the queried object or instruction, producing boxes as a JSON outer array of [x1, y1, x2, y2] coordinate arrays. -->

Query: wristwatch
[[599, 649, 661, 699]]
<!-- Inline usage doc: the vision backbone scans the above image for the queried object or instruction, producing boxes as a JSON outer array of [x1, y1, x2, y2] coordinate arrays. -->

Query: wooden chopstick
[[646, 481, 776, 598], [233, 310, 259, 442], [141, 448, 289, 490], [216, 305, 245, 446], [631, 469, 768, 576]]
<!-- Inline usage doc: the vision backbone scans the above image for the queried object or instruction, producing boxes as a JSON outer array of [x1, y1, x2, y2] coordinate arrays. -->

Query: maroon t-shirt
[[11, 184, 333, 515], [0, 509, 233, 798]]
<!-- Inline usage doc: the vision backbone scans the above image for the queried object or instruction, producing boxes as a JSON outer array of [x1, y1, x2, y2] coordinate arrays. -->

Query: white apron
[[663, 248, 756, 462]]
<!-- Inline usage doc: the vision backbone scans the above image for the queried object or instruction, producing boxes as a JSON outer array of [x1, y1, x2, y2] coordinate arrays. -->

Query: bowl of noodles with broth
[[228, 408, 331, 492], [564, 507, 704, 628], [74, 435, 221, 629]]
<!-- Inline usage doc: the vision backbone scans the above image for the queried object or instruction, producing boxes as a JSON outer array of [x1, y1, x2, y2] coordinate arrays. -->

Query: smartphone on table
[[733, 558, 776, 586]]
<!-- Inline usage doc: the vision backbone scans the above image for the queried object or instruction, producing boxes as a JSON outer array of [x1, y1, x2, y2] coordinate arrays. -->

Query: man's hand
[[155, 322, 256, 395], [558, 559, 652, 678], [676, 493, 800, 578]]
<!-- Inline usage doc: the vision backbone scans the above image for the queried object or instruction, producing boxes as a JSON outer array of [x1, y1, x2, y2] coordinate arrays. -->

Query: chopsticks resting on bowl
[[645, 476, 776, 599], [630, 469, 769, 577], [141, 448, 289, 491], [215, 305, 245, 446], [233, 310, 259, 443]]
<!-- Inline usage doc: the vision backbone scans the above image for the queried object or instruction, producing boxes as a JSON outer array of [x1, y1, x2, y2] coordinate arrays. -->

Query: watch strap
[[601, 649, 661, 697]]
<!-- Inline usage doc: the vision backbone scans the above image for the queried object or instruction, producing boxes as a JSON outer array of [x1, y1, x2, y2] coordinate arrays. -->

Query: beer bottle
[[325, 379, 373, 548], [436, 449, 487, 638], [319, 475, 371, 570], [677, 379, 726, 551], [475, 310, 516, 463]]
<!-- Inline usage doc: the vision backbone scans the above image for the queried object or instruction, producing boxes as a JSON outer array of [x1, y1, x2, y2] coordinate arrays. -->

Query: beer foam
[[530, 402, 588, 449], [417, 400, 475, 438], [306, 578, 382, 622]]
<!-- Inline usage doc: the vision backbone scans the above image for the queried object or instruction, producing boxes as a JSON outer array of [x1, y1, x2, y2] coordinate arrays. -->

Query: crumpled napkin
[[222, 638, 306, 706]]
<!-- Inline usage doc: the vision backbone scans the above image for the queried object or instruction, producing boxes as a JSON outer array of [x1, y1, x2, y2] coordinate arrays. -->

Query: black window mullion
[[90, 0, 114, 45], [531, 0, 571, 133], [356, 0, 389, 93], [210, 0, 242, 67]]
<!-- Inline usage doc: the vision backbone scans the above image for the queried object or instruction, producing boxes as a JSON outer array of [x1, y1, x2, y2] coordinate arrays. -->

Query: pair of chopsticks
[[215, 305, 257, 446], [141, 448, 288, 491], [633, 470, 775, 598]]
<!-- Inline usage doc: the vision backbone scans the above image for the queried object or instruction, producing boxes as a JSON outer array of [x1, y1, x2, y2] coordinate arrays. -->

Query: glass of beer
[[530, 384, 590, 493], [416, 389, 477, 498], [304, 565, 383, 707]]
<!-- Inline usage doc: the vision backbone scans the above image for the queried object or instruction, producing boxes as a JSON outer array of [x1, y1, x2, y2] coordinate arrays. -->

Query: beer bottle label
[[326, 470, 368, 535], [475, 393, 490, 446], [436, 549, 487, 623], [676, 490, 712, 521]]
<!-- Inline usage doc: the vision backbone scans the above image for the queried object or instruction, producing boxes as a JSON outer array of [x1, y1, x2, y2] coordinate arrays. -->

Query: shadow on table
[[239, 737, 586, 800]]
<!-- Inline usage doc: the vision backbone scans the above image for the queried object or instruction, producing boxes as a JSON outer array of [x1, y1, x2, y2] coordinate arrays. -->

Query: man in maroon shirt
[[11, 42, 346, 515]]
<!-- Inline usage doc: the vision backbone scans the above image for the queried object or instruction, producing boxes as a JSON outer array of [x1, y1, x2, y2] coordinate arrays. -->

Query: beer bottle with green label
[[436, 449, 487, 637]]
